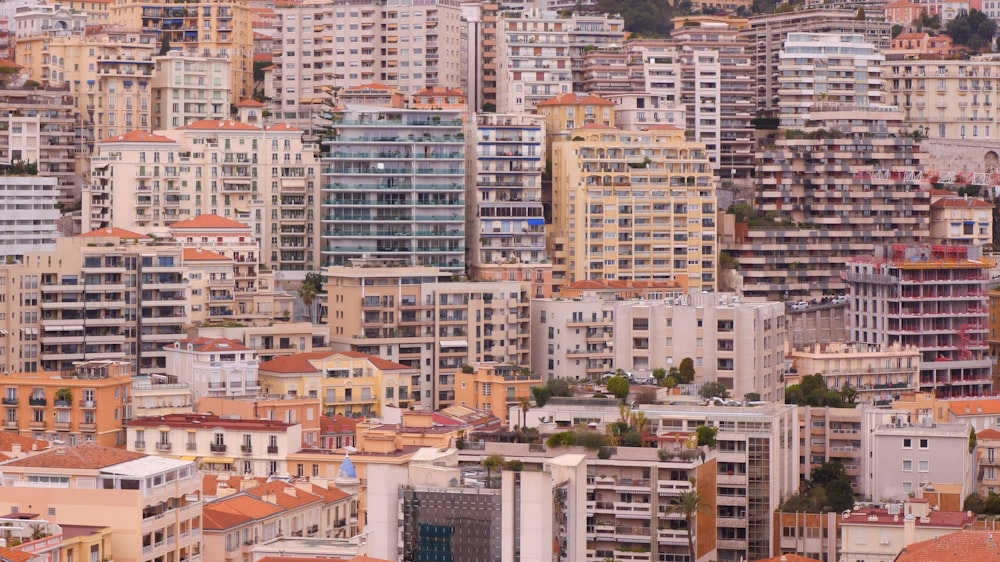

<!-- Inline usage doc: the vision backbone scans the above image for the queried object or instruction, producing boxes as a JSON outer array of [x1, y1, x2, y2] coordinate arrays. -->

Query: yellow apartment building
[[1, 360, 131, 447], [257, 351, 418, 418], [454, 363, 539, 425], [549, 124, 717, 291]]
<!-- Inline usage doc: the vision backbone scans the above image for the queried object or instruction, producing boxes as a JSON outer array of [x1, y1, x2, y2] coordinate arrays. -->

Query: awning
[[180, 456, 197, 461], [527, 218, 544, 226], [43, 325, 65, 332], [439, 340, 468, 348], [201, 457, 234, 464]]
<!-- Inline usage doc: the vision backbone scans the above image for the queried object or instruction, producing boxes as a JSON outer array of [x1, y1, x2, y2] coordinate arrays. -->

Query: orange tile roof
[[100, 130, 175, 144], [947, 399, 1000, 416], [169, 214, 251, 230], [978, 428, 1000, 440], [78, 227, 150, 239], [0, 547, 33, 562], [0, 432, 49, 454], [334, 351, 413, 371], [203, 494, 283, 530], [0, 59, 23, 70], [931, 197, 993, 208], [895, 530, 1000, 561], [170, 337, 250, 352], [266, 123, 302, 132], [203, 474, 267, 497], [307, 483, 350, 503], [244, 481, 322, 510], [321, 415, 361, 435], [177, 119, 261, 131], [236, 99, 266, 108], [181, 247, 231, 261], [414, 86, 465, 96], [259, 352, 336, 374], [2, 443, 145, 469], [536, 92, 615, 107], [895, 32, 927, 40], [253, 53, 273, 63]]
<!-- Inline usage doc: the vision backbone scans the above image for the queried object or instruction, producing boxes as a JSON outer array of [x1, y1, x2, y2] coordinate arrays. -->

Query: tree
[[531, 385, 552, 407], [667, 490, 712, 562], [971, 427, 979, 453], [841, 385, 859, 405], [635, 387, 658, 405], [786, 374, 857, 408], [678, 358, 696, 384], [698, 381, 728, 400], [744, 392, 761, 402], [946, 9, 997, 52], [695, 425, 718, 447], [781, 462, 856, 512], [159, 35, 171, 56], [856, 6, 865, 19], [606, 374, 630, 402], [517, 397, 532, 429], [965, 492, 987, 513], [481, 454, 505, 488], [652, 367, 667, 385], [547, 378, 572, 398], [892, 24, 904, 38], [298, 272, 324, 323]]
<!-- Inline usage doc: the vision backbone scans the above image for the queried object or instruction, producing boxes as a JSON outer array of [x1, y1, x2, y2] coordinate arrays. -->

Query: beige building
[[839, 499, 974, 562], [325, 262, 531, 409], [272, 0, 466, 123], [548, 122, 717, 291], [788, 342, 922, 406], [83, 120, 321, 273], [798, 406, 866, 494], [131, 376, 194, 418], [928, 192, 993, 245], [0, 443, 203, 562], [108, 0, 253, 103], [191, 321, 331, 363], [977, 428, 1000, 495], [151, 50, 232, 129], [127, 413, 301, 477], [163, 337, 260, 401]]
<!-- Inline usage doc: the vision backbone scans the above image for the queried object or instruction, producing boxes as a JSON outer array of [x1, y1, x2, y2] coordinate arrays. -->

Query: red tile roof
[[203, 494, 283, 530], [536, 92, 615, 107], [100, 130, 176, 143], [948, 399, 1000, 416], [237, 99, 265, 108], [266, 123, 302, 132], [895, 530, 1000, 561], [182, 248, 231, 261], [169, 214, 251, 230], [244, 481, 322, 510], [321, 415, 361, 435], [0, 432, 49, 454], [0, 59, 24, 70], [78, 227, 150, 239], [840, 507, 975, 528], [203, 474, 267, 497], [259, 351, 413, 374], [931, 197, 993, 208], [128, 414, 295, 432], [0, 547, 33, 562], [169, 337, 250, 352], [2, 443, 145, 469], [177, 119, 261, 131], [979, 428, 1000, 440], [253, 53, 273, 63]]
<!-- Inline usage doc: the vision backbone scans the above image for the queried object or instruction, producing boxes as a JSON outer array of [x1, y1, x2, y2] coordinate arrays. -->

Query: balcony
[[241, 445, 253, 454], [210, 443, 227, 453], [28, 397, 47, 406], [1, 397, 17, 406], [54, 399, 72, 408], [134, 440, 147, 449], [79, 400, 97, 409], [267, 445, 279, 454], [156, 442, 173, 451]]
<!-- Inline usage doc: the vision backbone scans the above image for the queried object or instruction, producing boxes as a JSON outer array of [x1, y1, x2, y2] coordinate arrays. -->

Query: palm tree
[[667, 489, 712, 562], [518, 397, 531, 430], [481, 454, 505, 489], [298, 272, 324, 323]]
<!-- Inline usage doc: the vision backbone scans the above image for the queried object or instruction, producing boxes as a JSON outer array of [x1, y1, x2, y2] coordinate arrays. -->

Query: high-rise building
[[108, 0, 253, 103], [272, 0, 466, 123], [465, 113, 551, 297], [548, 122, 717, 292], [845, 244, 993, 397], [495, 9, 625, 113], [721, 108, 929, 300], [460, 0, 499, 111], [742, 8, 891, 116], [325, 263, 531, 409], [151, 50, 232, 129], [0, 175, 59, 257], [778, 33, 885, 127], [321, 107, 465, 273]]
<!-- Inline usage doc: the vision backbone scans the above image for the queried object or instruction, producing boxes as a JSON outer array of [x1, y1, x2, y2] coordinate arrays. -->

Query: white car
[[789, 301, 809, 311]]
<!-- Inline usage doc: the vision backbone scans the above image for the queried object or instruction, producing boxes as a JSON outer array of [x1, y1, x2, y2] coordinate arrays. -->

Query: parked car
[[789, 301, 809, 311]]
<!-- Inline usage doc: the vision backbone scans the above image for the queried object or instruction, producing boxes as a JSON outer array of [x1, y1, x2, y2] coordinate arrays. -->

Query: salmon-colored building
[[454, 363, 539, 425], [0, 360, 131, 447], [196, 395, 322, 449]]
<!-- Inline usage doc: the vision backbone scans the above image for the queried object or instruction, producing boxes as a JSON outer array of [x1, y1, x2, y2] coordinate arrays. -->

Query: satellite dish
[[344, 445, 358, 453], [449, 478, 458, 487]]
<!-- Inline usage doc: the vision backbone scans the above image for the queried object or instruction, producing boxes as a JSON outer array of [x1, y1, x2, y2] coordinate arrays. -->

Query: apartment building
[[162, 338, 260, 401], [10, 4, 86, 39], [788, 343, 921, 406], [977, 428, 1000, 495], [0, 175, 58, 257], [151, 50, 232, 129], [798, 406, 866, 494], [131, 376, 194, 418], [465, 113, 552, 297], [929, 192, 993, 245], [722, 108, 930, 300], [621, 293, 786, 400], [840, 499, 975, 562], [128, 413, 300, 477], [772, 511, 840, 562], [108, 0, 253, 103], [846, 244, 992, 397], [517, 399, 800, 562], [257, 351, 418, 418], [1, 360, 130, 447], [606, 92, 685, 131], [741, 8, 891, 115], [203, 479, 355, 561], [778, 33, 885, 127], [196, 395, 322, 449], [325, 263, 531, 409], [0, 443, 203, 562], [272, 0, 465, 123], [548, 122, 717, 291], [865, 409, 975, 502], [453, 362, 539, 424], [320, 107, 464, 273], [0, 87, 80, 206], [83, 120, 321, 272], [460, 0, 498, 111], [367, 448, 589, 562], [495, 9, 625, 113], [337, 83, 406, 109], [193, 321, 331, 363]]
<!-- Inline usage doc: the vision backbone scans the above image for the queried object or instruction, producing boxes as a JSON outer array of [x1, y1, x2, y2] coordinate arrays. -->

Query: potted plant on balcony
[[54, 387, 72, 406]]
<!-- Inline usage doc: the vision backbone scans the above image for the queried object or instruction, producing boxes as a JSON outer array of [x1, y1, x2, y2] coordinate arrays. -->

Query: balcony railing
[[210, 443, 227, 453], [156, 442, 173, 451]]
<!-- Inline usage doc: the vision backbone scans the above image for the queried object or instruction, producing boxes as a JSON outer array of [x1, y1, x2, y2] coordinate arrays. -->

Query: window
[[918, 460, 929, 472], [902, 459, 913, 471], [919, 438, 929, 449], [902, 438, 912, 448]]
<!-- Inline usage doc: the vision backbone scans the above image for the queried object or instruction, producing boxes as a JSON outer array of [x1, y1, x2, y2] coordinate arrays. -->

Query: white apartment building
[[495, 9, 625, 113], [864, 409, 975, 503], [272, 0, 466, 123], [606, 93, 684, 130], [151, 50, 232, 129], [778, 33, 885, 127], [128, 413, 301, 477], [788, 342, 921, 406], [0, 175, 58, 257], [11, 4, 87, 38], [839, 499, 976, 562], [83, 121, 321, 272], [163, 337, 260, 400]]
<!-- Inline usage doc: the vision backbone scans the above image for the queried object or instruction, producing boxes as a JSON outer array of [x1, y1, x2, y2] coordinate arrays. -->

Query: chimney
[[903, 514, 916, 546], [283, 486, 297, 498]]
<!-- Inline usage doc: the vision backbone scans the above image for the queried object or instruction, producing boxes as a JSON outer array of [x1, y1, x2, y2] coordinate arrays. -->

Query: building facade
[[788, 342, 921, 406], [163, 337, 260, 401]]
